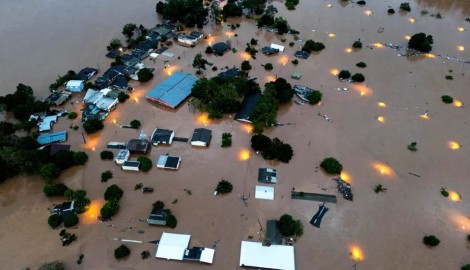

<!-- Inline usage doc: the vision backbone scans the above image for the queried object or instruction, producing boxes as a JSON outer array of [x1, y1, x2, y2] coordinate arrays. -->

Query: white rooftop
[[270, 43, 285, 52], [240, 241, 295, 270], [255, 185, 275, 200], [155, 232, 191, 261], [200, 248, 215, 264]]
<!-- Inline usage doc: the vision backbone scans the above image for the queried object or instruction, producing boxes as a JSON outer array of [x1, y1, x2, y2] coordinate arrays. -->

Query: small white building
[[155, 232, 215, 264], [115, 149, 130, 164], [270, 43, 285, 52], [177, 35, 198, 47], [239, 241, 295, 270], [157, 155, 181, 170], [255, 185, 274, 200], [65, 80, 85, 92], [122, 161, 140, 171]]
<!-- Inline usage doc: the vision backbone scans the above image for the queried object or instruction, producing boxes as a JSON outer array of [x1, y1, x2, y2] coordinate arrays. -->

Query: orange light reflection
[[409, 18, 416, 23], [373, 43, 384, 48], [196, 113, 211, 126], [377, 102, 386, 108], [405, 35, 411, 40], [330, 69, 339, 76], [449, 212, 470, 232], [345, 48, 352, 53], [340, 171, 351, 183], [265, 75, 276, 83], [241, 123, 253, 133], [372, 162, 394, 176], [458, 46, 465, 51], [364, 10, 372, 16], [377, 116, 385, 123], [350, 245, 364, 261], [453, 100, 463, 107], [449, 141, 460, 150], [419, 114, 430, 120], [425, 53, 436, 58], [328, 33, 336, 38], [238, 149, 250, 161], [83, 199, 105, 224], [352, 84, 373, 97], [449, 191, 462, 202], [458, 27, 465, 32]]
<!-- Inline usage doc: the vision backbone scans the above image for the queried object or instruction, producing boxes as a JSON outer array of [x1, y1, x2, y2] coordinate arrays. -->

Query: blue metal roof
[[146, 72, 197, 108], [37, 131, 67, 145]]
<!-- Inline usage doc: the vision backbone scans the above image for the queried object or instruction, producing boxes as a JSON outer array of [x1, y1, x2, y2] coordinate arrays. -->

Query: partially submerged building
[[234, 93, 262, 123], [126, 139, 151, 154], [76, 67, 98, 81], [122, 161, 140, 171], [146, 72, 197, 109], [190, 128, 212, 147], [155, 232, 215, 264], [65, 80, 85, 92], [262, 46, 280, 55], [151, 128, 175, 146], [177, 35, 198, 47], [239, 241, 295, 270], [37, 115, 58, 132], [51, 201, 75, 218], [217, 68, 241, 78], [294, 50, 310, 59], [258, 168, 277, 184], [37, 131, 67, 145], [45, 91, 72, 106], [266, 220, 283, 245], [49, 144, 71, 157], [147, 208, 167, 226], [115, 149, 130, 164], [156, 155, 181, 170], [81, 104, 108, 122], [212, 42, 231, 55], [83, 88, 119, 111]]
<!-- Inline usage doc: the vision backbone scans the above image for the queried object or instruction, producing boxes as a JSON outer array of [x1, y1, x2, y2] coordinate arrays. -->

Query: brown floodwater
[[1, 0, 470, 269]]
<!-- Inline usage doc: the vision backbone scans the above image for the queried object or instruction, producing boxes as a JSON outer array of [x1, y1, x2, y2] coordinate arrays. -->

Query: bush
[[241, 60, 252, 71], [423, 235, 440, 247], [73, 151, 88, 165], [38, 261, 66, 270], [338, 70, 351, 80], [407, 142, 417, 152], [100, 151, 114, 160], [137, 156, 152, 172], [302, 40, 325, 53], [388, 8, 396, 14], [357, 0, 366, 5], [440, 187, 449, 197], [141, 250, 151, 260], [292, 59, 299, 65], [264, 63, 273, 71], [68, 112, 78, 119], [279, 214, 303, 237], [352, 40, 362, 49], [100, 199, 119, 219], [130, 119, 141, 129], [43, 183, 69, 197], [101, 171, 113, 183], [221, 133, 232, 147], [351, 73, 365, 82], [137, 68, 154, 82], [109, 39, 123, 50], [216, 180, 233, 194], [320, 157, 343, 174], [408, 33, 434, 52], [83, 119, 103, 134], [462, 265, 470, 270], [441, 95, 453, 104], [134, 183, 143, 191], [289, 42, 295, 47], [166, 214, 178, 228], [63, 213, 79, 228], [374, 184, 387, 193], [400, 2, 411, 12], [445, 75, 453, 80], [307, 90, 322, 105], [48, 214, 62, 229], [356, 62, 367, 68], [39, 163, 61, 181], [153, 200, 165, 210], [285, 0, 299, 10], [205, 46, 214, 54], [114, 244, 131, 259], [104, 184, 123, 201]]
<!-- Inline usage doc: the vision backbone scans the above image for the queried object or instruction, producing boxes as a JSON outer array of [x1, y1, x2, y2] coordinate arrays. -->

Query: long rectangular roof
[[146, 72, 197, 109], [156, 232, 191, 260], [240, 241, 295, 270], [37, 131, 67, 145]]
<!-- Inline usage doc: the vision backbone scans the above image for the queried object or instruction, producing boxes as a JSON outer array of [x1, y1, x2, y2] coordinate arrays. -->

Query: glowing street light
[[457, 45, 465, 51], [449, 141, 460, 150], [449, 191, 462, 202], [453, 99, 463, 107], [238, 149, 250, 161], [364, 10, 372, 16], [350, 245, 364, 261], [328, 33, 336, 38], [408, 18, 416, 23], [377, 116, 385, 123], [345, 48, 352, 53], [330, 69, 339, 76], [405, 35, 411, 40], [377, 102, 386, 108], [458, 27, 465, 32]]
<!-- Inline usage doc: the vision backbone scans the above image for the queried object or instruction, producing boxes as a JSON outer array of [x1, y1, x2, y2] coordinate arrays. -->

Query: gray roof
[[266, 220, 283, 245], [258, 168, 277, 184], [234, 93, 262, 123], [146, 72, 197, 109], [191, 128, 212, 144], [147, 208, 167, 225], [151, 128, 174, 144], [126, 139, 151, 154]]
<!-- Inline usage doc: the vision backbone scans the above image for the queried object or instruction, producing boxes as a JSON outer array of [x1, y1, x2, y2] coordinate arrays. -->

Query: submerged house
[[65, 80, 85, 92], [155, 232, 215, 264], [156, 155, 181, 170], [126, 139, 151, 154], [132, 43, 153, 60], [76, 67, 98, 81], [146, 72, 197, 109], [151, 128, 175, 146], [177, 35, 198, 47], [147, 208, 167, 226], [190, 128, 212, 147], [45, 91, 72, 106], [217, 68, 241, 78], [81, 104, 108, 122], [234, 93, 262, 123], [212, 42, 231, 56], [83, 88, 118, 111], [258, 168, 277, 184], [293, 85, 314, 102], [262, 46, 280, 55], [266, 220, 283, 245], [51, 201, 75, 218]]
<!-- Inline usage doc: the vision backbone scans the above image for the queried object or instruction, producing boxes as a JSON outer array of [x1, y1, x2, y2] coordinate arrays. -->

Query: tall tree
[[192, 53, 208, 71]]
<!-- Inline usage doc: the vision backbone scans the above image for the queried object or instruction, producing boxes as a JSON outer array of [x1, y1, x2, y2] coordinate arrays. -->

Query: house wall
[[191, 141, 207, 147]]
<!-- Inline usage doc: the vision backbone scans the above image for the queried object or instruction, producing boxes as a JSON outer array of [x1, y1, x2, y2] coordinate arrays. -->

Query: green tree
[[351, 73, 365, 82], [101, 171, 113, 183], [302, 40, 325, 53], [338, 70, 351, 80], [48, 214, 62, 229], [216, 180, 233, 194], [462, 264, 470, 270], [83, 119, 104, 134], [43, 183, 69, 197], [241, 60, 252, 71], [269, 78, 293, 103], [264, 63, 273, 71], [222, 0, 243, 17], [277, 142, 294, 163], [423, 235, 440, 247], [441, 95, 453, 104], [251, 134, 272, 151], [352, 39, 362, 49], [38, 261, 66, 270], [137, 68, 154, 82], [122, 23, 137, 38], [100, 199, 119, 219], [114, 244, 131, 259], [53, 150, 75, 170], [356, 62, 367, 68], [257, 14, 275, 27], [141, 250, 151, 260], [285, 0, 299, 10], [109, 39, 123, 50], [39, 163, 61, 181], [221, 133, 232, 147], [399, 2, 411, 11], [130, 119, 141, 129], [153, 200, 165, 210], [279, 214, 303, 237], [100, 151, 114, 160], [307, 90, 322, 105], [192, 53, 208, 72], [137, 156, 152, 172], [166, 214, 178, 228], [156, 1, 166, 14], [274, 17, 289, 34], [68, 112, 78, 119], [64, 213, 79, 228], [408, 33, 433, 52], [104, 184, 123, 201], [73, 151, 88, 165], [320, 157, 343, 174]]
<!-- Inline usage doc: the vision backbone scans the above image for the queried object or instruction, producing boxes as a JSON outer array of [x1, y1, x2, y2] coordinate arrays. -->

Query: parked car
[[143, 187, 154, 193]]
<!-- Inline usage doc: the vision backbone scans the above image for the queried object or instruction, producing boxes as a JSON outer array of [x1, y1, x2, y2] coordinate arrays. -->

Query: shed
[[217, 68, 241, 78], [191, 128, 212, 147], [146, 72, 197, 109], [234, 93, 262, 123], [239, 241, 295, 270], [147, 208, 167, 226], [155, 232, 191, 260], [258, 168, 277, 184], [107, 141, 127, 149], [270, 43, 285, 52], [255, 185, 274, 200], [266, 220, 283, 245], [65, 80, 85, 92], [122, 161, 140, 171], [157, 155, 181, 170], [126, 139, 151, 154], [151, 128, 175, 146], [115, 149, 130, 164], [37, 131, 67, 145]]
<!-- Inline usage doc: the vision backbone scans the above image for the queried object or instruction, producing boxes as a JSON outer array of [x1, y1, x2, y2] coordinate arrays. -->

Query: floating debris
[[333, 178, 353, 201]]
